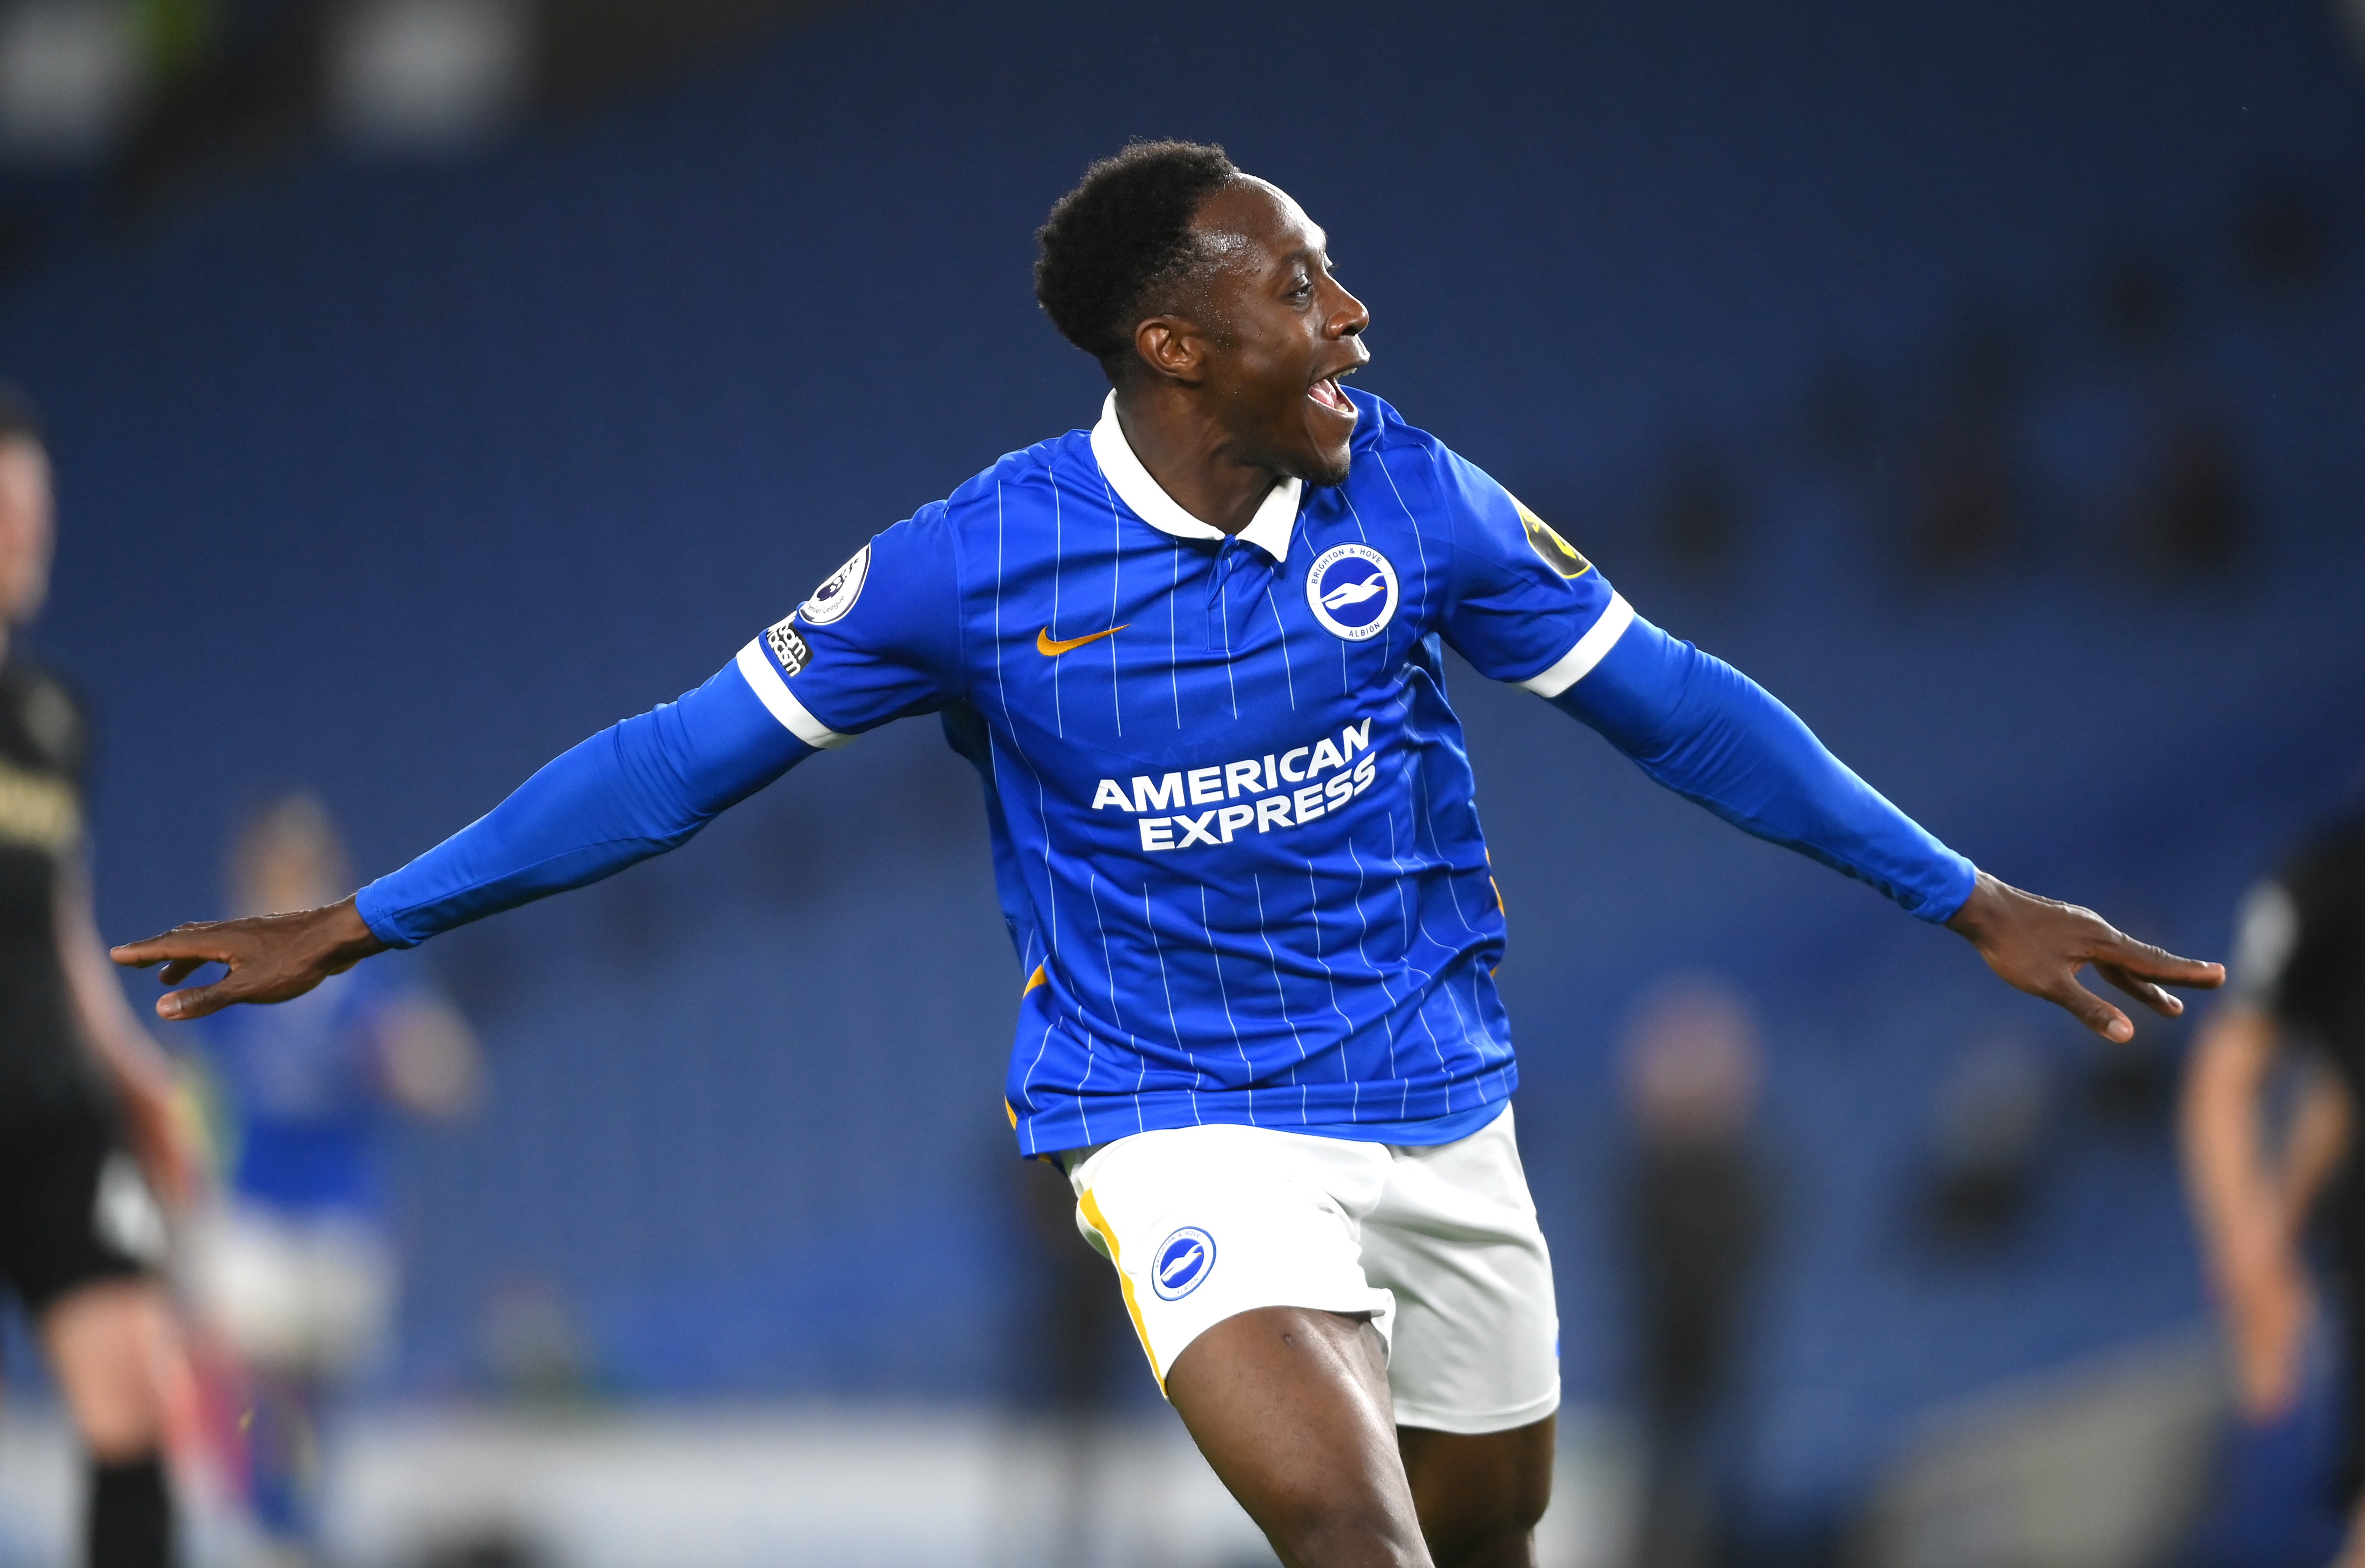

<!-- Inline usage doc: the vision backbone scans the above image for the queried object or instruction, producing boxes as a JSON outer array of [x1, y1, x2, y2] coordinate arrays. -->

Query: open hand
[[1947, 870, 2223, 1041], [110, 897, 386, 1021]]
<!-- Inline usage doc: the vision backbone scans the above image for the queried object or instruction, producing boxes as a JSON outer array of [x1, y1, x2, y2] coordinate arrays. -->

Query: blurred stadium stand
[[1, 0, 2361, 1560]]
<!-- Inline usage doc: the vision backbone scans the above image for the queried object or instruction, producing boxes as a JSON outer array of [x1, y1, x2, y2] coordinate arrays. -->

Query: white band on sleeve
[[1515, 592, 1636, 698], [734, 639, 854, 749]]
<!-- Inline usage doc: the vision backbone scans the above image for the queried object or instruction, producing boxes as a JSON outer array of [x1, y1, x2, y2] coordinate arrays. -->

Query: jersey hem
[[1280, 1097, 1510, 1147], [1021, 1081, 1515, 1159]]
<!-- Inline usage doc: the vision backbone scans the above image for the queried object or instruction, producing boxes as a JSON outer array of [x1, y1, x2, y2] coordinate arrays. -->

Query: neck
[[1111, 382, 1280, 537]]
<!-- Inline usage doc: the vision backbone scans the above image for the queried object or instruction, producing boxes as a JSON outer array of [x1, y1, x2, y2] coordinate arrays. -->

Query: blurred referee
[[0, 387, 192, 1568], [2185, 794, 2365, 1566]]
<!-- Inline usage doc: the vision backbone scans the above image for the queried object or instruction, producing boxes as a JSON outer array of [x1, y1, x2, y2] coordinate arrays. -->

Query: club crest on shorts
[[1306, 543, 1398, 641], [1151, 1226, 1217, 1300], [800, 543, 870, 626]]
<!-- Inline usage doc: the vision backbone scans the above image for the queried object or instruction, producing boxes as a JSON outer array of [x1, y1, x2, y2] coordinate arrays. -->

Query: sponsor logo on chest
[[1091, 719, 1380, 851]]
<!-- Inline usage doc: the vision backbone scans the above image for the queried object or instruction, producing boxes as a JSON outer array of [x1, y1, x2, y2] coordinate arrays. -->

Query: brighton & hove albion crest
[[1306, 543, 1399, 641], [1152, 1226, 1217, 1301], [800, 543, 871, 625]]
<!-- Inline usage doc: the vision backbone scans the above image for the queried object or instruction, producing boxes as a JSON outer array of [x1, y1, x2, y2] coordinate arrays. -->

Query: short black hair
[[1035, 140, 1240, 376], [0, 383, 43, 450]]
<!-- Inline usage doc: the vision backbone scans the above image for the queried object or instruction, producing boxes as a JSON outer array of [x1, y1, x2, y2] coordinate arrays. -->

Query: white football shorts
[[185, 1203, 395, 1377], [1066, 1102, 1559, 1435]]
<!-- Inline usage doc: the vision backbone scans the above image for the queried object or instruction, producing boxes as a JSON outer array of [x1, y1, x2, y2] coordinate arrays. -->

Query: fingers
[[154, 953, 336, 1018], [153, 978, 246, 1021], [2048, 973, 2134, 1043], [111, 910, 364, 1019], [2100, 933, 2224, 990], [2097, 962, 2184, 1017], [112, 929, 230, 1003], [2088, 930, 2225, 1027], [109, 922, 233, 971]]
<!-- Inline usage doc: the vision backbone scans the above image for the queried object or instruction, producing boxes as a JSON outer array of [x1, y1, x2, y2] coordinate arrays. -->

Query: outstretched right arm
[[118, 509, 963, 1021], [112, 650, 814, 1018]]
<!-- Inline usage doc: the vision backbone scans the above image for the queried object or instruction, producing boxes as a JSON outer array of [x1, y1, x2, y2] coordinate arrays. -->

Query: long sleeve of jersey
[[1549, 611, 1976, 923], [353, 661, 815, 948], [355, 510, 961, 949]]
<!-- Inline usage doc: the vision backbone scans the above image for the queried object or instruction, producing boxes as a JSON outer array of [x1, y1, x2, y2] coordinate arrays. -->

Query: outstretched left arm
[[1547, 608, 2222, 1039]]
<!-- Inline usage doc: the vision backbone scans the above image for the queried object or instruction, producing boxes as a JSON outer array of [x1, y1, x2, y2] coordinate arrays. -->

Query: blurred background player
[[2184, 789, 2365, 1565], [0, 385, 192, 1568], [181, 793, 480, 1562], [1620, 978, 1773, 1568]]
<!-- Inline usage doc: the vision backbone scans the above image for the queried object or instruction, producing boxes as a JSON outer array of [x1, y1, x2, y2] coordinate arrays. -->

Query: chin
[[1293, 440, 1354, 489]]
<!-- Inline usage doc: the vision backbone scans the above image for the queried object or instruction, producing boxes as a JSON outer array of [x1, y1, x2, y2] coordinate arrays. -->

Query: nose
[[1328, 282, 1371, 341]]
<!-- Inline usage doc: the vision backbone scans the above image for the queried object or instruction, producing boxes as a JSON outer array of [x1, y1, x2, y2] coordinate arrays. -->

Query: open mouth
[[1307, 371, 1355, 416]]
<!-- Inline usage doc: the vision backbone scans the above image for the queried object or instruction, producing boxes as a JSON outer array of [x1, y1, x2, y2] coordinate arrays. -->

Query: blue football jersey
[[733, 389, 1626, 1156], [194, 964, 414, 1213]]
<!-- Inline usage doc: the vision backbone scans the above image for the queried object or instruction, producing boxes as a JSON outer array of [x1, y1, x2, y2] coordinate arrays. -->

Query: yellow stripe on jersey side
[[1007, 968, 1044, 1138], [1078, 1188, 1164, 1392]]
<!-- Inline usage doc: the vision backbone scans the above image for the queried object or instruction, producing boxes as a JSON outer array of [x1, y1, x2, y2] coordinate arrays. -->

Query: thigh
[[1067, 1124, 1393, 1392], [40, 1277, 177, 1460], [1166, 1306, 1431, 1568], [1361, 1107, 1560, 1436]]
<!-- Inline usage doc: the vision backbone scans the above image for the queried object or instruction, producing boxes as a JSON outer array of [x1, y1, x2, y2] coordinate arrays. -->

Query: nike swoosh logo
[[1037, 624, 1128, 656]]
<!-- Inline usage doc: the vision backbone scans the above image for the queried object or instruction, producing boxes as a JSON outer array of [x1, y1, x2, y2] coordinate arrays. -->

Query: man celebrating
[[115, 143, 2219, 1567]]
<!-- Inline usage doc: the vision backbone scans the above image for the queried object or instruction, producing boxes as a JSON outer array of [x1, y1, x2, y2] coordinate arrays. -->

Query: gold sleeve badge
[[1512, 498, 1591, 579]]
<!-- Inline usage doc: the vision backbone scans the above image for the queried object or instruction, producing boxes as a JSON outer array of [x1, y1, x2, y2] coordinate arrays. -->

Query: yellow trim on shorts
[[1078, 1187, 1164, 1391], [1022, 963, 1048, 995]]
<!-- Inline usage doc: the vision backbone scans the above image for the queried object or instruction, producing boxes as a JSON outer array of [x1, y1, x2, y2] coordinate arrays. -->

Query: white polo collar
[[1090, 392, 1301, 561]]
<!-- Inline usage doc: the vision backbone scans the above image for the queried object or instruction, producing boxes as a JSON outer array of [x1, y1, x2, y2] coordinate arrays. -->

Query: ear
[[1132, 313, 1214, 386]]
